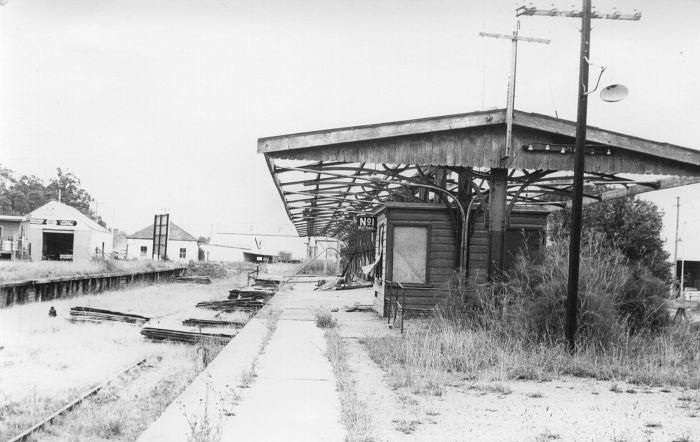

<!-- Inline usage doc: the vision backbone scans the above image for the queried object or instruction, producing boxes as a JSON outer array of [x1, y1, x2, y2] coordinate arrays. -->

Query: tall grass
[[325, 328, 374, 442], [0, 259, 178, 283], [364, 234, 700, 393]]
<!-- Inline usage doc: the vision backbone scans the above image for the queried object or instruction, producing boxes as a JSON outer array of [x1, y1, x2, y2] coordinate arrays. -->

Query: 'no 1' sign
[[357, 216, 376, 232]]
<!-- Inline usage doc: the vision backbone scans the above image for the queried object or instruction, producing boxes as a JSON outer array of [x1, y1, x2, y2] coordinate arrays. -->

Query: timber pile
[[69, 307, 150, 324], [174, 276, 212, 284], [141, 327, 235, 344], [228, 287, 275, 299], [182, 318, 247, 328], [196, 298, 265, 312], [344, 304, 374, 312], [253, 277, 280, 289], [337, 282, 374, 291], [315, 277, 342, 291]]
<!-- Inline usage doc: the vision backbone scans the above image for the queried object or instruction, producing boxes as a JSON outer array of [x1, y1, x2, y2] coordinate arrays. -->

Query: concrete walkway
[[138, 281, 374, 442]]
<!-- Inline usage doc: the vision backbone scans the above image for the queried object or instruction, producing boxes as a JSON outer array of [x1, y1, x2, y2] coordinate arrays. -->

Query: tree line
[[0, 165, 105, 227]]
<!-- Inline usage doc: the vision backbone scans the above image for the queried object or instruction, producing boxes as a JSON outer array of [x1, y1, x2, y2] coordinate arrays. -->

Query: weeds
[[185, 262, 239, 279], [314, 307, 338, 329], [467, 383, 512, 395], [17, 348, 207, 442], [536, 429, 561, 441], [363, 233, 700, 394], [182, 376, 223, 442], [195, 338, 226, 368], [239, 362, 256, 389], [392, 419, 421, 434], [324, 328, 373, 442], [0, 259, 177, 283]]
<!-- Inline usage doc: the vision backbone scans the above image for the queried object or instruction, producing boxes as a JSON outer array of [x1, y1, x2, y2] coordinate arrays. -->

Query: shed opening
[[42, 231, 74, 261]]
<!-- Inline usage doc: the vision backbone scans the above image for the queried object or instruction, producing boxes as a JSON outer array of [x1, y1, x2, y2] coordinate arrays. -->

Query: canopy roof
[[259, 109, 700, 238]]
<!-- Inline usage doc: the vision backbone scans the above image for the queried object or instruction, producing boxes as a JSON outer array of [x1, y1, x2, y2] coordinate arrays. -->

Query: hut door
[[392, 226, 428, 283]]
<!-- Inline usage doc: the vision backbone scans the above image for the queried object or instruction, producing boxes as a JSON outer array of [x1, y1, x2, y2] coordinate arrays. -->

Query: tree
[[197, 237, 210, 261], [550, 196, 672, 281], [0, 165, 106, 227]]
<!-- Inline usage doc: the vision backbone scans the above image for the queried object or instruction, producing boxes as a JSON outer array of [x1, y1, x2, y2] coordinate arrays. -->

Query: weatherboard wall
[[371, 204, 548, 316], [126, 238, 198, 262], [373, 203, 459, 316]]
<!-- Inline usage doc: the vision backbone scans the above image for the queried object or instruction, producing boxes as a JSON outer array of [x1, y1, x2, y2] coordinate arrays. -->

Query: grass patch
[[22, 346, 216, 442], [392, 419, 421, 435], [238, 362, 257, 389], [536, 429, 561, 441], [184, 261, 246, 279], [467, 383, 512, 395], [363, 234, 700, 394], [314, 307, 338, 329], [0, 259, 179, 283], [324, 328, 373, 442], [363, 317, 700, 394]]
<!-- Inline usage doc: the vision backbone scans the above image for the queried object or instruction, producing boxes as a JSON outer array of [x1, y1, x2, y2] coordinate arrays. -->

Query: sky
[[1, 0, 699, 257]]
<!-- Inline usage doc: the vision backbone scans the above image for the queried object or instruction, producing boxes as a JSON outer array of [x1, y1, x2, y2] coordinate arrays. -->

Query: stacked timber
[[337, 282, 374, 291], [69, 307, 150, 324], [141, 327, 235, 344], [174, 276, 212, 284], [344, 304, 374, 312], [228, 287, 275, 299], [195, 298, 265, 312], [181, 318, 247, 328], [253, 277, 280, 289]]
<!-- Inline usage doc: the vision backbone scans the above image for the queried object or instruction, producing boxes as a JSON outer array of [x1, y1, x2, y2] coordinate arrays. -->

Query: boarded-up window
[[392, 226, 428, 283]]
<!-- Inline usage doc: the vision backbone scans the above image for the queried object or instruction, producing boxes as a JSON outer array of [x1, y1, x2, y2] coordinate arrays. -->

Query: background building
[[126, 221, 198, 262], [26, 200, 112, 262], [0, 215, 30, 260]]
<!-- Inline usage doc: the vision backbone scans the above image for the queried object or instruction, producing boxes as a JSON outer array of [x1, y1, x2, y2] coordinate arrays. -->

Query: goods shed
[[258, 108, 700, 315], [26, 200, 112, 262]]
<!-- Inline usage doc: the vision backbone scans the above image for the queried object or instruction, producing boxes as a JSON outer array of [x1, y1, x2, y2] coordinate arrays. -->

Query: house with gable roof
[[25, 200, 113, 262], [126, 221, 198, 262]]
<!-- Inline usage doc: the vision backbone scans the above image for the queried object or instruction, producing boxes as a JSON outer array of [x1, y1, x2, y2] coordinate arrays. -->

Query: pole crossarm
[[479, 31, 551, 44], [480, 23, 549, 161], [516, 6, 641, 21]]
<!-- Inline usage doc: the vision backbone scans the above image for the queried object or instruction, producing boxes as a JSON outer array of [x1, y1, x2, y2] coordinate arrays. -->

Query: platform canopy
[[258, 109, 700, 239]]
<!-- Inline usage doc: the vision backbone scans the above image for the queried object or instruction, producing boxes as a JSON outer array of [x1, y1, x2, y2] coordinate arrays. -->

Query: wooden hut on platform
[[258, 108, 700, 316]]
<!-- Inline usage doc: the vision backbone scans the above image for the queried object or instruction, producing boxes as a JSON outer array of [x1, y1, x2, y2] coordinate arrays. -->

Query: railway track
[[8, 356, 150, 442]]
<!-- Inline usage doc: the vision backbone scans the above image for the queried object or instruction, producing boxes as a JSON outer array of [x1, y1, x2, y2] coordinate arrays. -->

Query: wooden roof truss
[[270, 158, 686, 239]]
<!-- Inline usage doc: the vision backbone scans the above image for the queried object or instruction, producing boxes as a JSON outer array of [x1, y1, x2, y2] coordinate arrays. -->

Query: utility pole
[[673, 197, 680, 296], [480, 23, 550, 162], [479, 24, 549, 279], [518, 1, 641, 352]]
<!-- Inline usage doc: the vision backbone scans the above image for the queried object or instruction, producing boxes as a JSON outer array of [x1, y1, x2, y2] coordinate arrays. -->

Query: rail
[[8, 356, 149, 442], [0, 267, 187, 308]]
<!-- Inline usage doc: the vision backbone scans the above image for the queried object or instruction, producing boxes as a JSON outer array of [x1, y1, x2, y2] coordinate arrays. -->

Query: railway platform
[[138, 280, 375, 441]]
